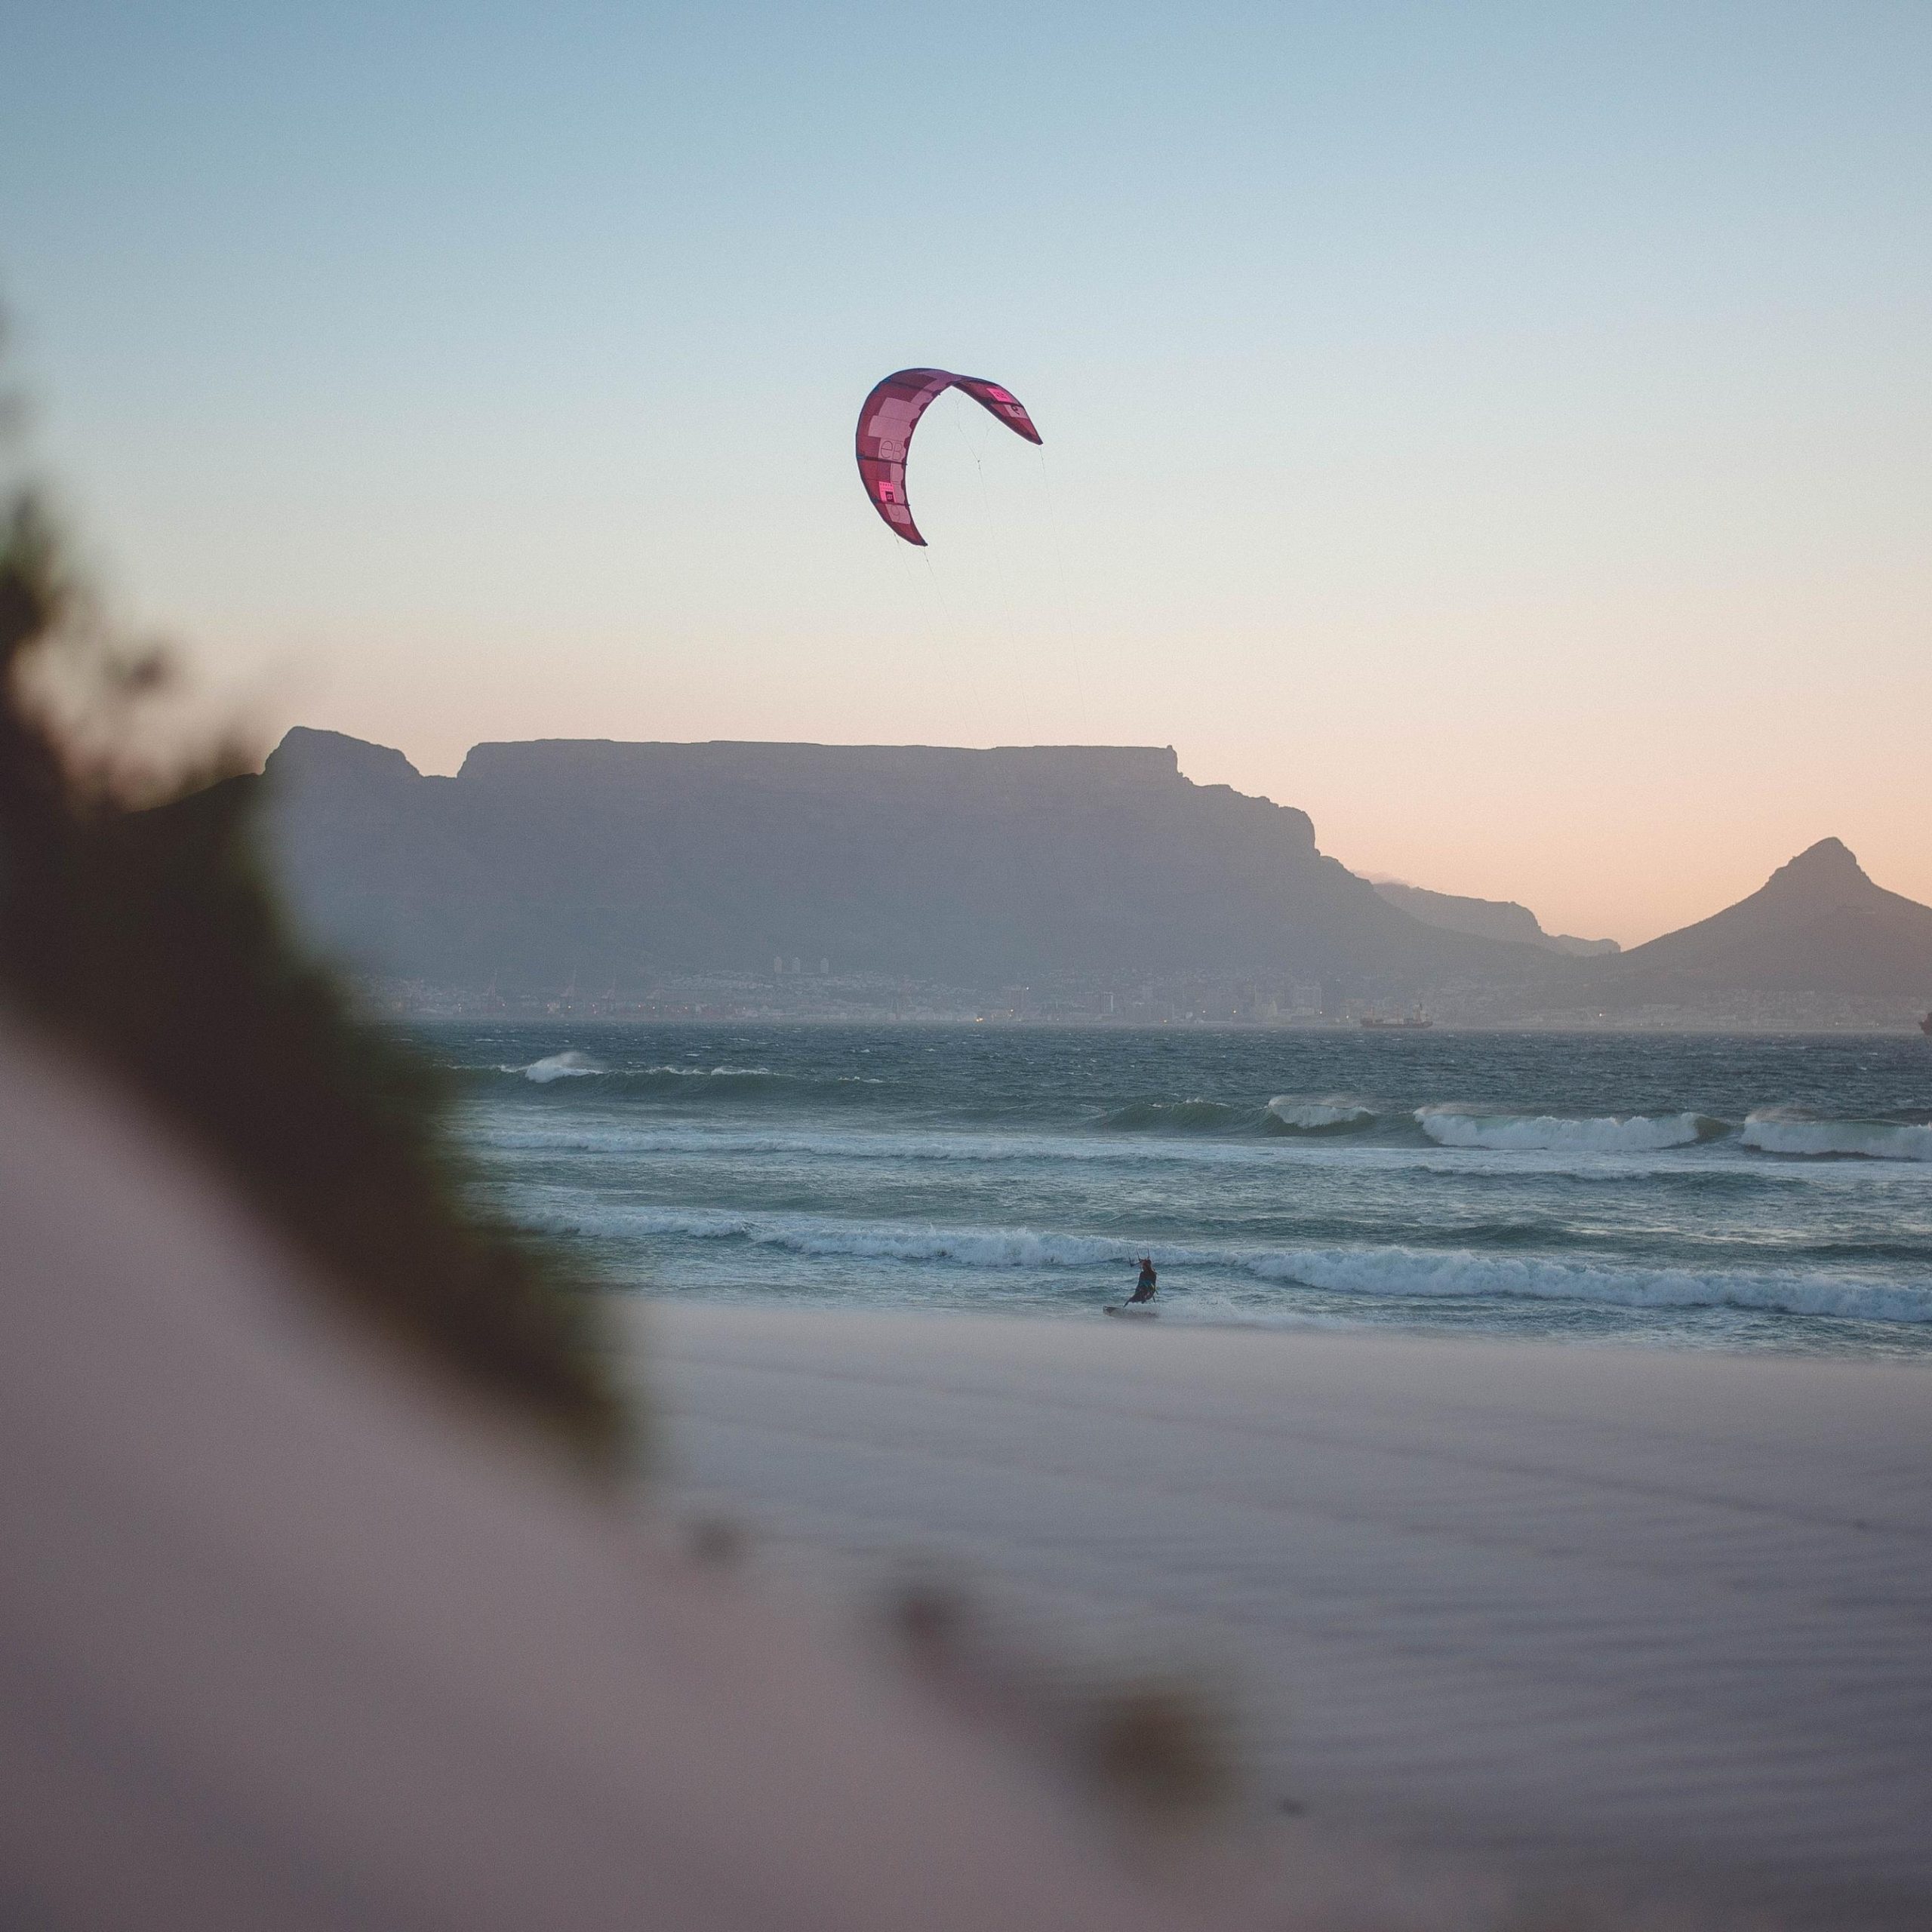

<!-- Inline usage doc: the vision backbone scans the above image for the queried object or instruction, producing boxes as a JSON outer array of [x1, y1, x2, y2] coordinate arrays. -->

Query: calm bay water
[[430, 1023, 1932, 1358]]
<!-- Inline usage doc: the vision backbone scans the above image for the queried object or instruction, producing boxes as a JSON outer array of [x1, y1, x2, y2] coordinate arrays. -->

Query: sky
[[2, 0, 1927, 944]]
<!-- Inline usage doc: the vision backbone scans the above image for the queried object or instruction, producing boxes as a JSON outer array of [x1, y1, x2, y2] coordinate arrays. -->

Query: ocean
[[432, 1023, 1932, 1358]]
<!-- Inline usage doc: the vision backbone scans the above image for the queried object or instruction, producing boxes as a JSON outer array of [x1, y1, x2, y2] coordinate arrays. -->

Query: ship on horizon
[[1360, 1005, 1434, 1032]]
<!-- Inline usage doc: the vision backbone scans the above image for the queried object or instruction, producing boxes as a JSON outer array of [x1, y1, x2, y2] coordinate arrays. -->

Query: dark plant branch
[[0, 481, 627, 1466]]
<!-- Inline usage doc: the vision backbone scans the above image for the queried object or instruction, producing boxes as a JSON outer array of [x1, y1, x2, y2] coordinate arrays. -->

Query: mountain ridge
[[247, 731, 1932, 1015], [256, 728, 1535, 993], [1371, 880, 1620, 958]]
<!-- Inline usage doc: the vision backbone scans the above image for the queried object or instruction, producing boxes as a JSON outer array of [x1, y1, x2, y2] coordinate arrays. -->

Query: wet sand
[[646, 1300, 1932, 1927]]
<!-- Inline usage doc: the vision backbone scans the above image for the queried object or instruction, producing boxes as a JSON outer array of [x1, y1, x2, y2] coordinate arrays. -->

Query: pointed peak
[[1755, 838, 1878, 907], [1771, 837, 1864, 881], [1791, 835, 1858, 866], [265, 727, 420, 786]]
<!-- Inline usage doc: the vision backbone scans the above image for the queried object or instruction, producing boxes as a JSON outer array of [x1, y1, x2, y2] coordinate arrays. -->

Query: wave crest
[[521, 1051, 605, 1084], [1416, 1108, 1723, 1152], [1741, 1112, 1932, 1162], [643, 1063, 777, 1078], [496, 1061, 888, 1102], [1266, 1095, 1377, 1134]]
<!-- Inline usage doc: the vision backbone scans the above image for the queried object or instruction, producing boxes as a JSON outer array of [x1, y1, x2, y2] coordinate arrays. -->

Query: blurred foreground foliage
[[0, 488, 626, 1466]]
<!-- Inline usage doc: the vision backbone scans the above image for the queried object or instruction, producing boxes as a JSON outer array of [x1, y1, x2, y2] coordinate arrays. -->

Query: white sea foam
[[1417, 1108, 1721, 1153], [506, 1059, 889, 1090], [531, 1203, 1134, 1270], [466, 1117, 1768, 1186], [521, 1051, 605, 1084], [641, 1063, 780, 1078], [636, 1063, 888, 1087], [473, 1124, 1192, 1165], [514, 1202, 1932, 1327], [1258, 1246, 1932, 1324], [469, 1118, 1378, 1173], [1740, 1112, 1932, 1161], [1268, 1096, 1378, 1132]]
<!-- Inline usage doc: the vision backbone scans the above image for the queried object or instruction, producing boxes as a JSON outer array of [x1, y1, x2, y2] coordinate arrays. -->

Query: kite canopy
[[854, 368, 1041, 546]]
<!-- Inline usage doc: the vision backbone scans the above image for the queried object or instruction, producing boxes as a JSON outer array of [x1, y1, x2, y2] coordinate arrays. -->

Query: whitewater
[[435, 1022, 1932, 1359]]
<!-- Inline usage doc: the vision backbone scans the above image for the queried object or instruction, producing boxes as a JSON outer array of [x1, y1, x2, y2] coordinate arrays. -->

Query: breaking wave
[[1267, 1095, 1378, 1134], [1741, 1112, 1932, 1161], [1417, 1108, 1724, 1153], [520, 1051, 605, 1083]]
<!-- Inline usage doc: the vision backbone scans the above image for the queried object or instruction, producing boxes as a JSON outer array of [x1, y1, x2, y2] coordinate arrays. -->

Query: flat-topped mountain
[[256, 728, 1530, 992], [1588, 838, 1932, 1002], [1373, 880, 1619, 958]]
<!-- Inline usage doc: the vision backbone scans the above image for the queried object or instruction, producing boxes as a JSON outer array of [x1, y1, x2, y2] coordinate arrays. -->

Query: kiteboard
[[1104, 1304, 1159, 1319]]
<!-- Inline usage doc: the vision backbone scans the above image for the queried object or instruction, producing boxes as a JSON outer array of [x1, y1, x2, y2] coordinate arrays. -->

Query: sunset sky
[[5, 1, 1927, 943]]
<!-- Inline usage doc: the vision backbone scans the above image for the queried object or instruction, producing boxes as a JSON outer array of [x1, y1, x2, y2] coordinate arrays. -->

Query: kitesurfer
[[1128, 1256, 1158, 1305]]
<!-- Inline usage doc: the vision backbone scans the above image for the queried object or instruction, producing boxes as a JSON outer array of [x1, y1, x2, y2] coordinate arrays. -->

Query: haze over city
[[5, 0, 1927, 946]]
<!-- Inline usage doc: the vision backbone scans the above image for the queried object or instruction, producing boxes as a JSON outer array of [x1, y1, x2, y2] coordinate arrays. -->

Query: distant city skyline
[[5, 2, 1927, 943]]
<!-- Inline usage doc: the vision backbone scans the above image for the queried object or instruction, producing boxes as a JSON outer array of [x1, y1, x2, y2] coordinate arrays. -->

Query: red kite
[[854, 368, 1041, 546]]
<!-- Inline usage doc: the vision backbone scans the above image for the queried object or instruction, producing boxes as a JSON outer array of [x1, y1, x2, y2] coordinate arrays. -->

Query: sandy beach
[[646, 1300, 1932, 1927], [8, 1011, 1930, 1928]]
